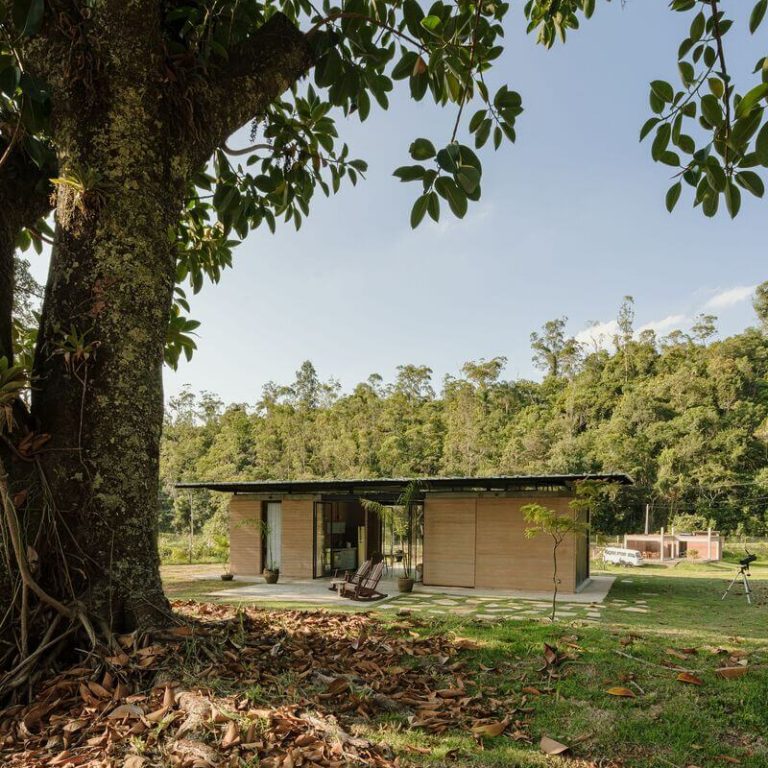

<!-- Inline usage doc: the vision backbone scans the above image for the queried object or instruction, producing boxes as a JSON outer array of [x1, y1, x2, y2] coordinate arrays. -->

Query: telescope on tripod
[[721, 550, 757, 605]]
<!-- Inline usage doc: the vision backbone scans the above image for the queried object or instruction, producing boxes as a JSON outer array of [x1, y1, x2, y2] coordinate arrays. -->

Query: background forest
[[161, 289, 768, 557]]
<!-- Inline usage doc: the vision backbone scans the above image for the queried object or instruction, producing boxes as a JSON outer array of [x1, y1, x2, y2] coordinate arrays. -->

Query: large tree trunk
[[30, 86, 186, 631]]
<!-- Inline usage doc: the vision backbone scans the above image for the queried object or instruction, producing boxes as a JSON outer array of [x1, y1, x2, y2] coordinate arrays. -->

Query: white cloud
[[577, 313, 689, 351], [575, 320, 619, 350], [637, 314, 688, 334], [574, 285, 758, 354], [703, 285, 756, 310]]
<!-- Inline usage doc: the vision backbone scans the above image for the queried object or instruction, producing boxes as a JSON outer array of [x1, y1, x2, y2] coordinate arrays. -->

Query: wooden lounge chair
[[339, 561, 387, 601], [328, 559, 371, 592]]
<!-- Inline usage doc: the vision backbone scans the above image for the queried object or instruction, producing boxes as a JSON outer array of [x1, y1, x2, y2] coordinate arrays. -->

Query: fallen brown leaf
[[108, 703, 144, 719], [677, 672, 704, 686], [471, 718, 509, 738], [540, 735, 570, 755], [606, 686, 636, 698], [716, 666, 749, 680], [221, 719, 240, 748]]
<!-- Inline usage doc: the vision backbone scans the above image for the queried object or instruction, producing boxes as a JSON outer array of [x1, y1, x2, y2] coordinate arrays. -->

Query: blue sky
[[31, 2, 767, 402]]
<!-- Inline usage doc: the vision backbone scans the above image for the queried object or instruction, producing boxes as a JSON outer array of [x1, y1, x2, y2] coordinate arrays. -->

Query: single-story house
[[176, 474, 631, 594], [623, 529, 723, 561]]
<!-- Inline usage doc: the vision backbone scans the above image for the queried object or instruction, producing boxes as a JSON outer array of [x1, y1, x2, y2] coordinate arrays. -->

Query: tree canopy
[[4, 0, 768, 365]]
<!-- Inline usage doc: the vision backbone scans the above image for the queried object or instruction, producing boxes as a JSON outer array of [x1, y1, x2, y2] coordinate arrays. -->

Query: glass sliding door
[[264, 501, 282, 570]]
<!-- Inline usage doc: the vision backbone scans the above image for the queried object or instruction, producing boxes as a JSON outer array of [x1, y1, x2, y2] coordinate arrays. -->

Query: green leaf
[[724, 181, 741, 218], [393, 165, 425, 182], [409, 138, 436, 161], [735, 170, 765, 197], [650, 80, 674, 104], [700, 94, 723, 126], [705, 159, 727, 192], [690, 11, 705, 40], [676, 134, 696, 154], [735, 83, 768, 120], [420, 15, 441, 31], [436, 145, 460, 173], [756, 121, 768, 164], [469, 109, 486, 133], [427, 191, 440, 222], [708, 78, 724, 99], [13, 0, 44, 36], [410, 194, 429, 228], [666, 182, 682, 212], [651, 123, 671, 161], [640, 117, 661, 142], [410, 71, 428, 101], [392, 52, 417, 81], [457, 166, 481, 194], [679, 62, 695, 86], [731, 110, 763, 147], [702, 191, 719, 217], [434, 177, 467, 218], [659, 150, 681, 167], [750, 0, 767, 33]]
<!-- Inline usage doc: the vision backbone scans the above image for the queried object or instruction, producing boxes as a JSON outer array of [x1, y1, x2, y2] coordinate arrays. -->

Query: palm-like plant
[[361, 479, 421, 580]]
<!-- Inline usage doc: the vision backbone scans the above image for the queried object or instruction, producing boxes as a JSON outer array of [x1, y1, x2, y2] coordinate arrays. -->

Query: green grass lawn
[[162, 560, 768, 767]]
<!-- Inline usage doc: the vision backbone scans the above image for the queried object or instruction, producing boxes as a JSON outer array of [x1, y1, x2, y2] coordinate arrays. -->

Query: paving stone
[[587, 612, 602, 619], [434, 599, 460, 606], [621, 607, 648, 613]]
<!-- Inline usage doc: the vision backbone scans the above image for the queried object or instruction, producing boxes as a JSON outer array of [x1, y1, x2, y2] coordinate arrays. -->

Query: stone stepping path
[[376, 591, 646, 622], [375, 584, 655, 623]]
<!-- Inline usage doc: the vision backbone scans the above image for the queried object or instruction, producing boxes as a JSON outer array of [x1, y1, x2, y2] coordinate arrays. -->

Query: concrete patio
[[206, 574, 615, 609]]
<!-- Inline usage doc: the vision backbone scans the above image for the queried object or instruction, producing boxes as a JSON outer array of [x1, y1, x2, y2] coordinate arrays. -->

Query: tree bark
[[28, 47, 201, 625]]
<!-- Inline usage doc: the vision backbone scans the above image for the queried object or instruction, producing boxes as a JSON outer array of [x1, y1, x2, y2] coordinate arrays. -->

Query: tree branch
[[190, 12, 316, 165]]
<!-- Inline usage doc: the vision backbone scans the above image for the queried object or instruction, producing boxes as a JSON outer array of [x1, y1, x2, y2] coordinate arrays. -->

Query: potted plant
[[263, 564, 279, 584], [396, 481, 420, 593]]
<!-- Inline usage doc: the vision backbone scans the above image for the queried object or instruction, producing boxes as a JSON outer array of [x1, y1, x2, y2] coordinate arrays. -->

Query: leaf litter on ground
[[0, 601, 531, 767]]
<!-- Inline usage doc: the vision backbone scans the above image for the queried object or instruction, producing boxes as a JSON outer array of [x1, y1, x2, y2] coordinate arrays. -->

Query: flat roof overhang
[[175, 473, 632, 500]]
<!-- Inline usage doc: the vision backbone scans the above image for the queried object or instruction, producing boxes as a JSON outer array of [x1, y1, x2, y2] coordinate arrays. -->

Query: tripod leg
[[742, 573, 752, 605], [722, 571, 741, 600]]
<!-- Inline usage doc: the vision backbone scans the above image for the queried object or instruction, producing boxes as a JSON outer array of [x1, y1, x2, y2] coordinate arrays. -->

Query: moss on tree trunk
[[29, 81, 187, 631]]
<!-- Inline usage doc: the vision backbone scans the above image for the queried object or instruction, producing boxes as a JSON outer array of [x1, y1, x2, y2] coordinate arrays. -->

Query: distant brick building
[[624, 529, 723, 561]]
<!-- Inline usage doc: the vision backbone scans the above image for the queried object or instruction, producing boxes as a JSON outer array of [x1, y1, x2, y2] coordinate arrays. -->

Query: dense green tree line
[[162, 290, 768, 538]]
